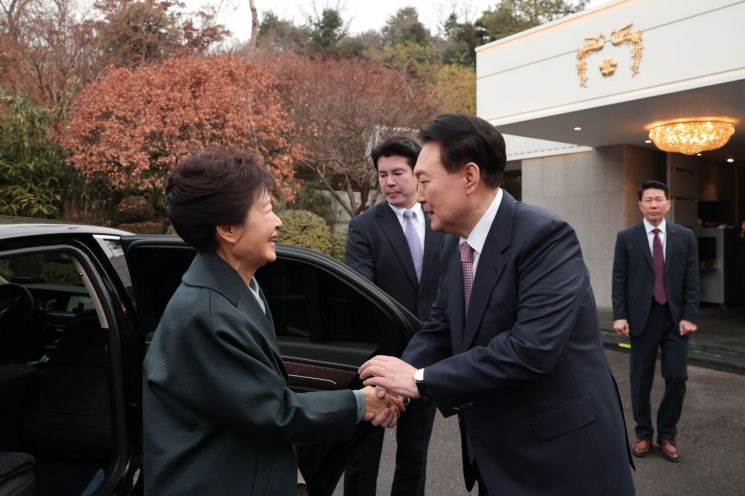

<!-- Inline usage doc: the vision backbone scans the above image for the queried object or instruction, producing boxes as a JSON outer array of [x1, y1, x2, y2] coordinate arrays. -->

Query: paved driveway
[[335, 350, 745, 495]]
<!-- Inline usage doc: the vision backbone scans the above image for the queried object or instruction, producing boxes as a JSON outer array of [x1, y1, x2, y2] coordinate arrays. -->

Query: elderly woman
[[142, 149, 398, 495]]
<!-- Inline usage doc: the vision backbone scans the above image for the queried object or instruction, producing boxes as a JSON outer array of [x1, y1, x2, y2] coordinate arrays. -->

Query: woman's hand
[[360, 386, 405, 428]]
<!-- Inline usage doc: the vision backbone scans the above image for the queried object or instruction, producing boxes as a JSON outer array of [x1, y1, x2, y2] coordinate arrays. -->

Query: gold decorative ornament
[[611, 23, 643, 76], [599, 57, 618, 77], [576, 23, 643, 86], [576, 34, 605, 87], [648, 120, 735, 155]]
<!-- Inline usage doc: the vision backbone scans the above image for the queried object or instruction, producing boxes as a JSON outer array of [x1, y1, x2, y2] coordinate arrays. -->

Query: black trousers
[[629, 301, 689, 441], [343, 399, 436, 496]]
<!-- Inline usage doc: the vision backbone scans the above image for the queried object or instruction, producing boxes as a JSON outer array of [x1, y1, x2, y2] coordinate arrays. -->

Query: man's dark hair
[[166, 147, 276, 253], [418, 113, 506, 188], [370, 136, 421, 170], [637, 180, 670, 200]]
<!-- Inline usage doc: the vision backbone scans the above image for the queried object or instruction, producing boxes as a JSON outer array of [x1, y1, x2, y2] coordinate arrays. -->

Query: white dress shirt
[[461, 188, 504, 275]]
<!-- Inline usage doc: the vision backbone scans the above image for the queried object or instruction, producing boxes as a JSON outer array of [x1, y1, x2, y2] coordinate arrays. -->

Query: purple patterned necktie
[[403, 210, 423, 281], [652, 228, 668, 305], [460, 242, 475, 314]]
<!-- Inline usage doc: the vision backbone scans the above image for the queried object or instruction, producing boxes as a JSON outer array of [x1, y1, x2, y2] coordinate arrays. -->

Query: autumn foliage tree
[[263, 53, 437, 216], [61, 55, 301, 201]]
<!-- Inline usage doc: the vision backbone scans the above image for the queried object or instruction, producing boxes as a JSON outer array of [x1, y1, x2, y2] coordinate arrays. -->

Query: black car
[[0, 224, 419, 496]]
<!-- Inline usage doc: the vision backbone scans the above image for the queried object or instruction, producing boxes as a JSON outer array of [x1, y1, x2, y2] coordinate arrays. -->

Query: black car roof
[[0, 223, 132, 240]]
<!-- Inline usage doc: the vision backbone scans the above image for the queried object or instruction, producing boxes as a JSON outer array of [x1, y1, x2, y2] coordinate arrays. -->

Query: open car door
[[121, 236, 419, 496]]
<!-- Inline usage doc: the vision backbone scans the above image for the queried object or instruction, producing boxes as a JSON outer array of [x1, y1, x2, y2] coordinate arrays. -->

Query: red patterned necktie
[[652, 228, 668, 305], [460, 242, 475, 314]]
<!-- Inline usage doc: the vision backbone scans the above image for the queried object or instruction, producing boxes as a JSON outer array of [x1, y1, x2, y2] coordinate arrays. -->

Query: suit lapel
[[378, 204, 419, 288], [447, 237, 467, 352], [459, 192, 513, 352], [421, 214, 439, 283], [664, 222, 678, 277], [634, 222, 653, 271]]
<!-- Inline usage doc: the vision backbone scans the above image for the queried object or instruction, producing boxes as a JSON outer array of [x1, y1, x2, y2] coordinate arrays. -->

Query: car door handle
[[284, 360, 357, 390], [288, 374, 338, 389]]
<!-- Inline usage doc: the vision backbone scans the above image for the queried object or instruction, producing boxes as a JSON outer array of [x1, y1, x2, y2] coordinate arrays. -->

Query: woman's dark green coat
[[143, 253, 358, 495]]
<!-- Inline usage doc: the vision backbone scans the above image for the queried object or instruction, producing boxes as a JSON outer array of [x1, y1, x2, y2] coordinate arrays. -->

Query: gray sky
[[203, 0, 611, 43]]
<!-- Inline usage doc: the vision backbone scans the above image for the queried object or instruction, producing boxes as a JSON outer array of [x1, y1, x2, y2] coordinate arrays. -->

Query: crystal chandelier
[[648, 120, 735, 155]]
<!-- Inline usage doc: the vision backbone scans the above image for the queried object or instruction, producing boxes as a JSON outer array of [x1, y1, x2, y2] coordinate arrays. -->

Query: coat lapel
[[634, 222, 653, 271], [459, 192, 513, 352], [378, 204, 419, 288], [421, 214, 439, 283], [664, 222, 678, 277], [447, 236, 467, 353], [183, 253, 281, 358]]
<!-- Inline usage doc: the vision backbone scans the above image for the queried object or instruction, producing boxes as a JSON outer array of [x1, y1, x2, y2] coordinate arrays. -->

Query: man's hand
[[360, 386, 401, 428], [358, 355, 419, 399], [679, 319, 698, 336], [613, 319, 630, 337]]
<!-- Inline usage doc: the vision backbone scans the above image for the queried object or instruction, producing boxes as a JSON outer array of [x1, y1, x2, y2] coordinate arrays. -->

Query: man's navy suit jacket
[[402, 191, 635, 496], [612, 220, 699, 335], [345, 201, 445, 320]]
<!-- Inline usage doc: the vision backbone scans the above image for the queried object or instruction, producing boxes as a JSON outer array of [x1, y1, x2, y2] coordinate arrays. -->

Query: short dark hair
[[637, 180, 670, 200], [418, 113, 506, 188], [166, 147, 275, 253], [370, 136, 421, 170]]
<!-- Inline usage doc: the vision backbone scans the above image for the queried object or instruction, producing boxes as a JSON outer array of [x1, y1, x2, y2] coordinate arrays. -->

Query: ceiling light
[[573, 127, 582, 131], [648, 120, 735, 155], [696, 153, 702, 157], [644, 139, 651, 144], [727, 158, 735, 163]]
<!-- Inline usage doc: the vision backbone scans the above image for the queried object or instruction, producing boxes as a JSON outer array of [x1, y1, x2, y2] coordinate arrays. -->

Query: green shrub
[[117, 195, 155, 223], [330, 227, 348, 261], [287, 182, 334, 221], [278, 209, 332, 255], [0, 92, 72, 218]]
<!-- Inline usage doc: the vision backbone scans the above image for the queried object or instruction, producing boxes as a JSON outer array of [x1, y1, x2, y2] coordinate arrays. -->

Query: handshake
[[358, 386, 406, 428], [356, 354, 423, 428]]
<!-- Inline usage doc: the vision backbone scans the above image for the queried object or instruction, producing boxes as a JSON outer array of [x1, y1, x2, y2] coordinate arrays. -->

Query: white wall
[[522, 146, 665, 308]]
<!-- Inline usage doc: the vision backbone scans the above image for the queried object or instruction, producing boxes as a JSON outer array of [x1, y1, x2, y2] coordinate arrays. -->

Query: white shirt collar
[[643, 217, 666, 234], [461, 188, 503, 254], [388, 201, 424, 222]]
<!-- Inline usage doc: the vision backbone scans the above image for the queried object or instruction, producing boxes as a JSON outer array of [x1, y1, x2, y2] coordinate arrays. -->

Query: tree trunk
[[249, 0, 258, 50]]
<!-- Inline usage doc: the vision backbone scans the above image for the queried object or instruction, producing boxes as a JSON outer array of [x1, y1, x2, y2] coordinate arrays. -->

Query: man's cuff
[[414, 368, 424, 381], [353, 389, 365, 422]]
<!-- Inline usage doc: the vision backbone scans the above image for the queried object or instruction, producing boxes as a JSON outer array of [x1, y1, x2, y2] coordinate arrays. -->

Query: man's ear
[[463, 162, 480, 194]]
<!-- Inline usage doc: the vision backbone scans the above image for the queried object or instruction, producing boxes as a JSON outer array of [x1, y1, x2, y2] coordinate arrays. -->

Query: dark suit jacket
[[345, 202, 445, 320], [143, 253, 358, 496], [402, 192, 634, 496], [612, 221, 699, 335]]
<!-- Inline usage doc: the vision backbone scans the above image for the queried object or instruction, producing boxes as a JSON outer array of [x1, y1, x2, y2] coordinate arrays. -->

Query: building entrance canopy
[[476, 0, 745, 163]]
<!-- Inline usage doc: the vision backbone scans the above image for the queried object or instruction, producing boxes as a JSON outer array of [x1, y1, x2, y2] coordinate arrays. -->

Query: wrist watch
[[414, 368, 430, 400]]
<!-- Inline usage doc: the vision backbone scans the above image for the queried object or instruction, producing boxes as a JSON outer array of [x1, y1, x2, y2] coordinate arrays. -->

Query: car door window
[[258, 258, 403, 366]]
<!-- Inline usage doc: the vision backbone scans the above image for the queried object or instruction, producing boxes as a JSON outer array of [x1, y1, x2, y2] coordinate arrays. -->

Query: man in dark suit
[[344, 136, 444, 496], [612, 180, 699, 463], [359, 114, 635, 496]]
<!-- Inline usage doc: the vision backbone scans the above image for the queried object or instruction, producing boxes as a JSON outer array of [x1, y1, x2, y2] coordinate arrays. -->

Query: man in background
[[344, 136, 444, 496], [612, 180, 699, 462]]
